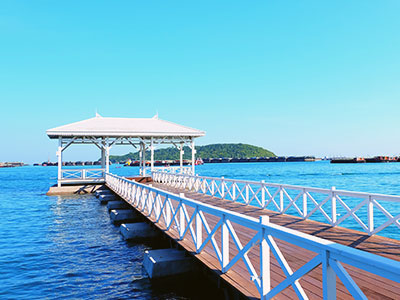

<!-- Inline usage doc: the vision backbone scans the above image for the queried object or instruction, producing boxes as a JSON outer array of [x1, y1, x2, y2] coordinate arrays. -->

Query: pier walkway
[[106, 172, 400, 300]]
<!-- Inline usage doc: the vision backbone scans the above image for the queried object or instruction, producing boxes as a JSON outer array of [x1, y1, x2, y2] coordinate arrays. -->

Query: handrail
[[105, 172, 400, 299], [61, 168, 105, 180], [151, 166, 193, 175], [151, 171, 400, 236]]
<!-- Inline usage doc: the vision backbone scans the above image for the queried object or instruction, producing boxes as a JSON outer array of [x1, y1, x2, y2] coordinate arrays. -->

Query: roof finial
[[153, 111, 159, 119], [95, 109, 102, 118]]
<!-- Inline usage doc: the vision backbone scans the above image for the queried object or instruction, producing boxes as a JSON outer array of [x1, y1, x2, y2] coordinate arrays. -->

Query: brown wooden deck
[[127, 182, 400, 299]]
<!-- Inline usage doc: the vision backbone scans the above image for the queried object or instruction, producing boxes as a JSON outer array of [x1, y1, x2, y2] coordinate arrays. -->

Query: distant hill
[[110, 143, 276, 163]]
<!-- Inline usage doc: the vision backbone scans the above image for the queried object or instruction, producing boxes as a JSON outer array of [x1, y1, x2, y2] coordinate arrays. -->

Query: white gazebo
[[46, 114, 205, 187]]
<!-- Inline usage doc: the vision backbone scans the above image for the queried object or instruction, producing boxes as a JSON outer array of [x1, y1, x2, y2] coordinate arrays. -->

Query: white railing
[[61, 168, 105, 180], [152, 171, 400, 236], [106, 172, 400, 300], [151, 166, 193, 175]]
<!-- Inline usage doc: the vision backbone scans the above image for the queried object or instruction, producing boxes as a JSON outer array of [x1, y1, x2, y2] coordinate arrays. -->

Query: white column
[[139, 143, 143, 176], [180, 142, 184, 173], [101, 147, 105, 170], [57, 137, 63, 187], [105, 139, 110, 173], [143, 142, 147, 176], [150, 137, 154, 172], [191, 139, 195, 175]]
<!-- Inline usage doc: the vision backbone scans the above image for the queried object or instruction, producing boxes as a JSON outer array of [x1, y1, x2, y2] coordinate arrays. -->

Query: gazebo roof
[[46, 115, 205, 139]]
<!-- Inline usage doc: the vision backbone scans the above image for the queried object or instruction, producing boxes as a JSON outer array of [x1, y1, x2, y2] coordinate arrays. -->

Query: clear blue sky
[[1, 1, 400, 163]]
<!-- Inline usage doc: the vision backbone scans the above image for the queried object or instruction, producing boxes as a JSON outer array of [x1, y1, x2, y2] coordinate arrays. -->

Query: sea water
[[0, 161, 399, 299]]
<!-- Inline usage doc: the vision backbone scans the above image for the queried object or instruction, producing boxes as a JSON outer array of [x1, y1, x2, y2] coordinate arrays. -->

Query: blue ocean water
[[0, 161, 399, 299]]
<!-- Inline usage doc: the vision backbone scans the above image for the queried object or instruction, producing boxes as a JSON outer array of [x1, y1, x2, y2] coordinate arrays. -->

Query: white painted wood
[[57, 137, 62, 187], [323, 251, 336, 300], [260, 216, 270, 299], [179, 142, 184, 173], [221, 214, 229, 272], [105, 139, 110, 173], [150, 137, 154, 171], [191, 139, 195, 174], [105, 172, 400, 300]]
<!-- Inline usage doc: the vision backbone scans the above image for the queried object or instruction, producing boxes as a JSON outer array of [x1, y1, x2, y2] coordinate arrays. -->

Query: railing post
[[179, 193, 185, 240], [221, 214, 229, 273], [165, 195, 171, 228], [261, 180, 265, 207], [303, 189, 307, 219], [194, 175, 199, 192], [82, 169, 86, 179], [279, 186, 284, 213], [323, 250, 336, 300], [367, 195, 374, 235], [331, 187, 337, 226], [195, 206, 202, 253], [260, 216, 270, 299], [246, 184, 249, 204], [221, 177, 225, 199]]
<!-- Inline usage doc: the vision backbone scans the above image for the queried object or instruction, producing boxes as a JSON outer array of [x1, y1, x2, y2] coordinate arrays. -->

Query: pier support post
[[120, 222, 158, 240], [110, 209, 141, 224], [143, 249, 194, 278], [107, 200, 129, 210]]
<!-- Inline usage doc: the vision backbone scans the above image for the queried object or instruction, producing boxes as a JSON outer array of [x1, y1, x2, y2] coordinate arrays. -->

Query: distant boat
[[195, 158, 204, 165]]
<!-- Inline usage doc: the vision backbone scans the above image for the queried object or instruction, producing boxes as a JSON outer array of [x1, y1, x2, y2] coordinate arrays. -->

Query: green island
[[110, 143, 276, 163]]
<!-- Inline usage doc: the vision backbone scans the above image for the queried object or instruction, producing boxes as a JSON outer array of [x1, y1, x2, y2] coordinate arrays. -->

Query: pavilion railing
[[61, 168, 105, 180], [151, 166, 194, 175], [105, 172, 400, 300], [151, 171, 400, 236]]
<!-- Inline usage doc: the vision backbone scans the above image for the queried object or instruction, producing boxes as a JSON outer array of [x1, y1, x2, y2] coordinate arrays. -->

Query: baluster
[[367, 195, 374, 235], [221, 177, 225, 199], [261, 180, 265, 207], [303, 189, 307, 219], [246, 184, 249, 204], [179, 193, 185, 240], [279, 186, 284, 213], [195, 206, 202, 253], [331, 187, 336, 226], [165, 195, 171, 228]]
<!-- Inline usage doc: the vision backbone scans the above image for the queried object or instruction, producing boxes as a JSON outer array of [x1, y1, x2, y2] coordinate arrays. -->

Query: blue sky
[[1, 1, 400, 163]]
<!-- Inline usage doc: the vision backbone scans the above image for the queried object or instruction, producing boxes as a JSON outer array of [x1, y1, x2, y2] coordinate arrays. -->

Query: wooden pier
[[106, 172, 400, 300], [150, 182, 400, 299]]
